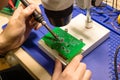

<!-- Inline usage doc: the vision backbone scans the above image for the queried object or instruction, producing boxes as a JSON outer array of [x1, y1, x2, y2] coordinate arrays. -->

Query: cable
[[8, 0, 16, 10], [114, 45, 120, 80], [112, 0, 115, 8], [106, 0, 107, 5], [115, 0, 117, 9]]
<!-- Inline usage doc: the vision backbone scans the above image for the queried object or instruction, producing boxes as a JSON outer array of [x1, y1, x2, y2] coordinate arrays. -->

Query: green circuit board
[[42, 27, 85, 62]]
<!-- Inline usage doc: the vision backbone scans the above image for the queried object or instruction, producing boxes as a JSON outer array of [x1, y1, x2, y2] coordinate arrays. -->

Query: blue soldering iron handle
[[20, 0, 44, 23]]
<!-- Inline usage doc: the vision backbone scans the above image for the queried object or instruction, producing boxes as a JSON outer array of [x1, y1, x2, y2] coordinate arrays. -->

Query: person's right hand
[[52, 55, 92, 80], [0, 1, 41, 54]]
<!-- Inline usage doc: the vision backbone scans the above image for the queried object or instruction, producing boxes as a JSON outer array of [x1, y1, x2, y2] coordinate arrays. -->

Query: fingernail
[[77, 54, 83, 58], [80, 54, 83, 58]]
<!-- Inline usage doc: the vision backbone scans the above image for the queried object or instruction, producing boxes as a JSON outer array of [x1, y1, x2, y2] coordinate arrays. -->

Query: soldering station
[[0, 0, 120, 80]]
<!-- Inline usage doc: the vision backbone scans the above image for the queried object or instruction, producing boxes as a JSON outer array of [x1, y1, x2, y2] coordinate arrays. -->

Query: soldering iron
[[20, 0, 59, 40]]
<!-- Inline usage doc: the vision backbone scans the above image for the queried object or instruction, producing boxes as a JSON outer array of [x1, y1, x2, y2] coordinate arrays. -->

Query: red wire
[[8, 0, 15, 9]]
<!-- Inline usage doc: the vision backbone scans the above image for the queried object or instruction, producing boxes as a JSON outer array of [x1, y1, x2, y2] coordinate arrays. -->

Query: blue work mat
[[90, 4, 120, 35], [22, 4, 120, 80], [2, 4, 120, 80]]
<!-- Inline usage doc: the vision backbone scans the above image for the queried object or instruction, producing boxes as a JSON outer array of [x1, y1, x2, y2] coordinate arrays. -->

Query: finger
[[34, 23, 42, 30], [29, 17, 37, 25], [18, 4, 36, 22], [82, 70, 92, 80], [28, 17, 42, 30], [65, 55, 83, 72], [52, 59, 62, 80], [11, 5, 23, 19], [27, 0, 41, 13], [75, 63, 86, 79], [28, 18, 41, 28], [32, 22, 41, 30], [30, 21, 39, 27]]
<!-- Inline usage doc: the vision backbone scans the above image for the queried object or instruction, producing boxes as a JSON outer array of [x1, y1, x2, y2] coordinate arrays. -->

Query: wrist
[[0, 33, 9, 55]]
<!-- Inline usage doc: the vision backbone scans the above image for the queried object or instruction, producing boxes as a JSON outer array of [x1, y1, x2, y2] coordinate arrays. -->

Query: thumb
[[19, 4, 36, 21], [52, 59, 62, 80]]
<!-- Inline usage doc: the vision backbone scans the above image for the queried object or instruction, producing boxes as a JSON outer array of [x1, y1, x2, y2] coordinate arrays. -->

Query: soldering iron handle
[[20, 0, 44, 23], [20, 0, 59, 40], [20, 0, 29, 6]]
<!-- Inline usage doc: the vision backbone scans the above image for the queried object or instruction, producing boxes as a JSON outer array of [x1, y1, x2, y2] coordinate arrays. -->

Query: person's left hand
[[52, 55, 92, 80], [0, 3, 42, 54]]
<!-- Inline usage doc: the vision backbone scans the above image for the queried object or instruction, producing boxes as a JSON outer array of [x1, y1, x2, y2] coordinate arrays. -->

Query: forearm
[[0, 33, 12, 55], [0, 33, 8, 55], [0, 31, 21, 55]]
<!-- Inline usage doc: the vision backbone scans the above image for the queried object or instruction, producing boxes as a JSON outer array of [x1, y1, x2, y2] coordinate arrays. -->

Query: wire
[[115, 0, 118, 10], [8, 0, 16, 10], [105, 0, 107, 6], [112, 0, 115, 8], [114, 45, 120, 80]]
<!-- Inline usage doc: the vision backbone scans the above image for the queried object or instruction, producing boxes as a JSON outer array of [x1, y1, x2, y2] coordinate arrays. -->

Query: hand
[[52, 55, 92, 80], [0, 3, 41, 54]]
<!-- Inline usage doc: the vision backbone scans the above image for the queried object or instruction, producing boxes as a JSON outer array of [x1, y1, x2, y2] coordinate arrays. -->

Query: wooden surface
[[0, 58, 10, 70], [0, 0, 119, 80], [14, 48, 51, 80]]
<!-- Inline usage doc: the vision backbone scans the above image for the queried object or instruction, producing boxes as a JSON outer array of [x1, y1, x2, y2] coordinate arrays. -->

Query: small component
[[79, 39, 83, 42], [42, 27, 85, 62], [65, 28, 68, 32], [66, 49, 70, 53]]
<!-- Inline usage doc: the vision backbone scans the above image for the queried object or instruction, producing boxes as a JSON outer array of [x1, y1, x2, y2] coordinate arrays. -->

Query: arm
[[0, 3, 41, 55], [52, 55, 92, 80]]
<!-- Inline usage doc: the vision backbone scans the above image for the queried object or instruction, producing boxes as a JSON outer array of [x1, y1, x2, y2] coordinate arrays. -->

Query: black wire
[[116, 0, 117, 9], [105, 0, 107, 6], [114, 45, 120, 80], [112, 0, 115, 8]]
